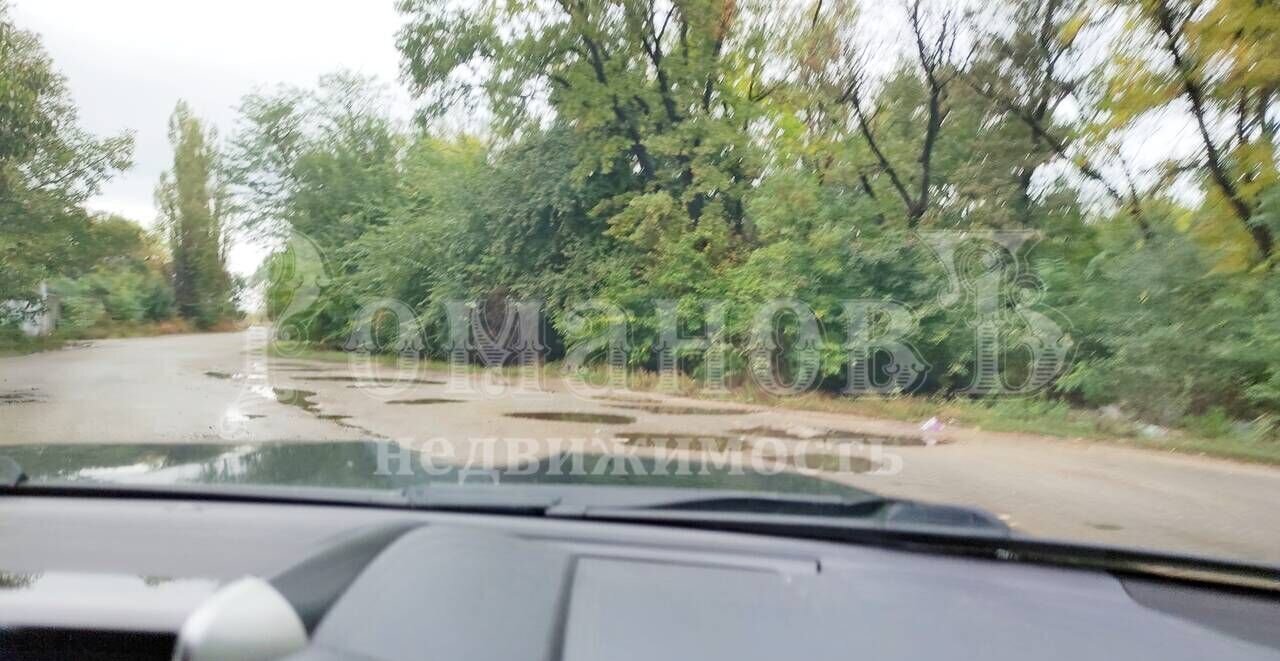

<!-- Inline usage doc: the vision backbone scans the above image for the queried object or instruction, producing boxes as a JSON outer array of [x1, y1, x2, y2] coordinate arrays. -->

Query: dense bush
[[229, 0, 1279, 432]]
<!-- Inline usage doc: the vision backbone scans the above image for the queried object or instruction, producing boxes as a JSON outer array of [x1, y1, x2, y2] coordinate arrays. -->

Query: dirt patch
[[506, 412, 635, 425], [387, 398, 461, 405], [733, 425, 935, 447], [615, 432, 751, 452]]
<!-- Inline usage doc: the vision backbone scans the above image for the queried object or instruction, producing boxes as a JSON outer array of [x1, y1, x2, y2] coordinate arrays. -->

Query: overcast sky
[[10, 0, 410, 275]]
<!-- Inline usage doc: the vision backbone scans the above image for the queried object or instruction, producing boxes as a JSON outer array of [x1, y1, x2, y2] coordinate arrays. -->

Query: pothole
[[1088, 522, 1123, 531], [294, 376, 444, 385], [270, 389, 380, 436], [789, 453, 876, 473], [0, 389, 42, 405], [505, 412, 635, 425], [590, 394, 667, 404], [615, 432, 751, 452], [733, 425, 933, 446], [387, 398, 461, 405], [608, 403, 755, 416], [317, 413, 379, 435], [272, 388, 320, 414], [204, 371, 242, 380]]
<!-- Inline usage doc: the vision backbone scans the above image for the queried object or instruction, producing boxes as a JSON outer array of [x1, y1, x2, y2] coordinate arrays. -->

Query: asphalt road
[[2, 329, 1278, 564]]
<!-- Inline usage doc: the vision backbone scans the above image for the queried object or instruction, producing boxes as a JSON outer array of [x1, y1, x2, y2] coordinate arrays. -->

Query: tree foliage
[[156, 102, 233, 328], [0, 2, 133, 303]]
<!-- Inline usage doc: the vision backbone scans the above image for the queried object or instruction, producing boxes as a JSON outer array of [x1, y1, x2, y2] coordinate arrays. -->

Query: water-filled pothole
[[262, 387, 381, 437], [387, 398, 461, 405], [733, 425, 931, 446], [505, 412, 635, 425], [317, 413, 379, 435], [615, 432, 751, 452], [272, 388, 320, 414]]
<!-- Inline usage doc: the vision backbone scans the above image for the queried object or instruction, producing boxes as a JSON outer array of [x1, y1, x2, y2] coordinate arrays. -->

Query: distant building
[[2, 282, 60, 337]]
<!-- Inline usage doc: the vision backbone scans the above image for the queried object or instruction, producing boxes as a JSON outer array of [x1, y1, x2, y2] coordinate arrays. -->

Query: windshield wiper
[[398, 483, 1009, 536], [555, 491, 1011, 537]]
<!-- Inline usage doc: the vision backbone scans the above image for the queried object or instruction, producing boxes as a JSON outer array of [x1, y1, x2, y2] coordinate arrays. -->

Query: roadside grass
[[68, 318, 198, 339], [266, 344, 455, 372], [0, 319, 244, 357], [666, 380, 1280, 465], [263, 344, 1280, 466], [0, 334, 67, 357]]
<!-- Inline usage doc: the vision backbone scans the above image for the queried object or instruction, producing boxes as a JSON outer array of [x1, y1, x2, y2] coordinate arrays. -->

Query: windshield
[[2, 0, 1278, 567]]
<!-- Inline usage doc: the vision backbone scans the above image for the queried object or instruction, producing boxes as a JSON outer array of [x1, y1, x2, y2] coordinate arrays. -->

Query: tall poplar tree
[[156, 102, 232, 327]]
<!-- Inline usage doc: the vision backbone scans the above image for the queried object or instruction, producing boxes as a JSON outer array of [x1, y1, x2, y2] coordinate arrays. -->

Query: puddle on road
[[505, 412, 636, 425], [387, 398, 461, 405], [318, 414, 380, 436], [294, 376, 445, 385], [269, 388, 382, 437], [615, 432, 751, 452], [272, 388, 321, 414], [207, 374, 376, 436], [733, 425, 933, 447], [608, 403, 755, 416]]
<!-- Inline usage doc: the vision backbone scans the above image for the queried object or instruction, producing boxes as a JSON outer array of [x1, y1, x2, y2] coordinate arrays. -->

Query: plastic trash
[[919, 417, 945, 446]]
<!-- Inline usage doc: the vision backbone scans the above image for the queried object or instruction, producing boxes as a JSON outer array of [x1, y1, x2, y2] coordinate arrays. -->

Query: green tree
[[1097, 0, 1279, 268], [230, 74, 405, 342], [156, 102, 232, 328], [0, 2, 132, 303]]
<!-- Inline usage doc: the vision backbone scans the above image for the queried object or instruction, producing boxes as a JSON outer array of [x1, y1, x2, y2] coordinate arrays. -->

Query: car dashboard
[[0, 494, 1277, 661]]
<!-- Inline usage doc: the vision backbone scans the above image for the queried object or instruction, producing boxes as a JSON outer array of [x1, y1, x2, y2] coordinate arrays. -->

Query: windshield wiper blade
[[0, 456, 27, 487], [567, 495, 1010, 535], [578, 493, 888, 517], [400, 483, 562, 515], [396, 484, 1007, 535]]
